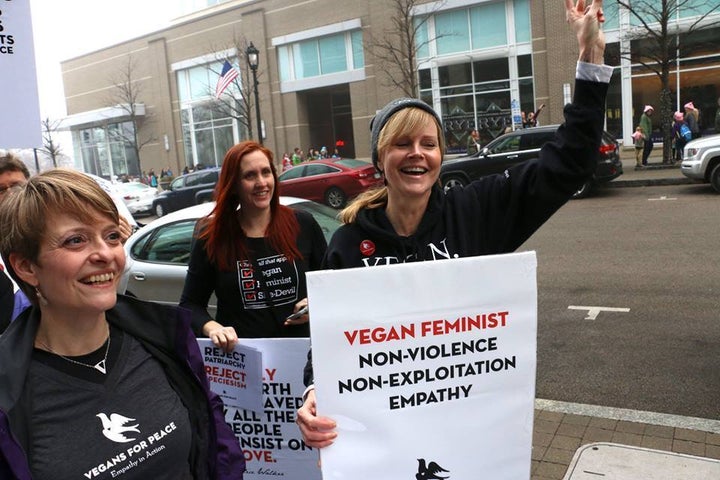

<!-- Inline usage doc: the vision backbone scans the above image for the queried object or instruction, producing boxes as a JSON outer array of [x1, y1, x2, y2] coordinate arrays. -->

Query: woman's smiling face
[[19, 211, 125, 317], [378, 121, 442, 201], [237, 149, 275, 213]]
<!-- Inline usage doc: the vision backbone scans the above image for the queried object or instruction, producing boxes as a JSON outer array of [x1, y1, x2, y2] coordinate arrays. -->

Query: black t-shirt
[[181, 209, 327, 338], [28, 331, 193, 480]]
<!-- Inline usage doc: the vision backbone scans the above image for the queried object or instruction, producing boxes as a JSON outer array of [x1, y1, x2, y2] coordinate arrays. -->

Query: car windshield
[[289, 200, 342, 243]]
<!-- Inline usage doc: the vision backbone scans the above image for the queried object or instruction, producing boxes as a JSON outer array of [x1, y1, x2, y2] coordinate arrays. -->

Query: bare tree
[[208, 35, 260, 140], [366, 0, 445, 98], [106, 57, 156, 174], [617, 1, 720, 162], [39, 117, 63, 167]]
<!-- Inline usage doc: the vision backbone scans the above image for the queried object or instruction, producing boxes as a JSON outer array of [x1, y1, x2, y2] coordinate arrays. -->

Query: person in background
[[0, 169, 244, 479], [332, 148, 341, 158], [684, 102, 700, 139], [466, 128, 480, 155], [282, 152, 293, 171], [526, 103, 546, 128], [631, 125, 645, 169], [639, 105, 654, 166], [320, 146, 329, 159], [291, 147, 303, 165], [179, 141, 327, 352], [296, 0, 611, 449], [672, 111, 691, 164], [0, 152, 32, 331], [148, 168, 159, 188]]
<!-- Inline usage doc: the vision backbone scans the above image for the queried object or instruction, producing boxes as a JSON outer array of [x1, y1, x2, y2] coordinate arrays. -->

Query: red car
[[278, 158, 383, 208]]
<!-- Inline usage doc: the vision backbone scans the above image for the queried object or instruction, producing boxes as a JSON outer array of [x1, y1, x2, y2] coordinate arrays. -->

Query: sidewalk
[[609, 148, 694, 188], [532, 400, 720, 479]]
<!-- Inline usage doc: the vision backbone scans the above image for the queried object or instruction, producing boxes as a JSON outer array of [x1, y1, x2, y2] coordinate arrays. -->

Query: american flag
[[215, 60, 239, 98]]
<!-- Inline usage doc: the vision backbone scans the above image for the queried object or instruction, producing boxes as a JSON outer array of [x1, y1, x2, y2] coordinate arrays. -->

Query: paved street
[[520, 183, 719, 420]]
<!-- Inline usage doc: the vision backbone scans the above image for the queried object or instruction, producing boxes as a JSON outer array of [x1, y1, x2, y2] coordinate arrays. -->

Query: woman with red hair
[[180, 141, 327, 351]]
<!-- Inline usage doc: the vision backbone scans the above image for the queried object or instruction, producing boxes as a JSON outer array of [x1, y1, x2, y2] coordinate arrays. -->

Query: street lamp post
[[246, 42, 262, 145]]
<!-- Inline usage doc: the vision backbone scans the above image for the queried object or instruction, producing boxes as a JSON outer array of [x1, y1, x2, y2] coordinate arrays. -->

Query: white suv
[[681, 134, 720, 193]]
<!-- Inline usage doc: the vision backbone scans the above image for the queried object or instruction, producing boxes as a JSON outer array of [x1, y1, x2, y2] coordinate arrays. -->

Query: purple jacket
[[0, 295, 245, 479]]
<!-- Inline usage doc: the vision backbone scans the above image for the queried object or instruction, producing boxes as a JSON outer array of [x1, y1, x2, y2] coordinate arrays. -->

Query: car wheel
[[572, 180, 592, 199], [154, 202, 165, 217], [325, 187, 347, 209], [442, 175, 467, 191], [710, 163, 720, 193]]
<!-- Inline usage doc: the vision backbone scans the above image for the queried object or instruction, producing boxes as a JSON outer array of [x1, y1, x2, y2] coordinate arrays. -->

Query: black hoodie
[[305, 78, 608, 385]]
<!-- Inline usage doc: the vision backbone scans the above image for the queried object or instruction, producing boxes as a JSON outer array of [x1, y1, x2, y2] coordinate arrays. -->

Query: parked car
[[680, 133, 720, 193], [117, 197, 342, 314], [152, 167, 220, 217], [114, 181, 158, 216], [440, 125, 623, 198], [278, 158, 383, 208], [84, 173, 138, 229]]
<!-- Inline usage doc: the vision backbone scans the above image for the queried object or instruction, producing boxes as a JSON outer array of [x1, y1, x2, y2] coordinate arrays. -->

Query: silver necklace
[[38, 330, 111, 374]]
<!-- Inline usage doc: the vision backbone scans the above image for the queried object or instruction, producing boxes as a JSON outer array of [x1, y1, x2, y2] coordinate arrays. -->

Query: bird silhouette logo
[[96, 413, 140, 443], [416, 458, 450, 479]]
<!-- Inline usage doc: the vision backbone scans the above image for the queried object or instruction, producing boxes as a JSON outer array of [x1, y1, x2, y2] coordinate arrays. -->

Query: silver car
[[117, 197, 342, 313], [680, 133, 720, 193], [114, 182, 159, 216]]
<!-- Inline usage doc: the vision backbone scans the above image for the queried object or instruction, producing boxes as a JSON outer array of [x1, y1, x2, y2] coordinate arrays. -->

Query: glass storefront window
[[438, 57, 515, 154], [77, 121, 139, 179], [439, 63, 472, 88], [474, 57, 509, 83], [518, 54, 533, 77]]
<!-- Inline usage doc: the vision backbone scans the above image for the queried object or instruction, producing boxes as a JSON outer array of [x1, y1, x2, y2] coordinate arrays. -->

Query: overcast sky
[[29, 0, 189, 119]]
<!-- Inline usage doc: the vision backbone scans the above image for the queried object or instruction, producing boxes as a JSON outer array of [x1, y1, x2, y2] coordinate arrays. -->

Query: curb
[[608, 177, 695, 188]]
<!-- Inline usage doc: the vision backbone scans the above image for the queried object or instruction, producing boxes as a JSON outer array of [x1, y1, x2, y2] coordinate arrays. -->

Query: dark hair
[[0, 152, 30, 179], [199, 141, 301, 271]]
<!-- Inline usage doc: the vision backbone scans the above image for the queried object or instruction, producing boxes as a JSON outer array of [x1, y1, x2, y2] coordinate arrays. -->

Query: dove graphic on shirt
[[416, 458, 450, 480], [96, 413, 140, 443]]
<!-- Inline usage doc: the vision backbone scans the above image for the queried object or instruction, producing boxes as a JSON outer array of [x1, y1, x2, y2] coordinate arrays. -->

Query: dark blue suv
[[152, 167, 220, 217]]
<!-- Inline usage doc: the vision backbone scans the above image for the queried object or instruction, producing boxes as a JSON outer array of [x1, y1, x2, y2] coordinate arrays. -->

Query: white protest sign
[[0, 0, 42, 148], [223, 338, 321, 480], [307, 252, 537, 480], [198, 340, 263, 412]]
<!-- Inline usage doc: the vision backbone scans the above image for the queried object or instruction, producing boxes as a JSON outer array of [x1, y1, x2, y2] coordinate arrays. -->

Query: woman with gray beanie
[[297, 0, 611, 448]]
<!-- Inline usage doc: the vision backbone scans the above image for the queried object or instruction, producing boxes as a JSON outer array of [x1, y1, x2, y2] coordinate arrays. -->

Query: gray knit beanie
[[370, 98, 442, 172]]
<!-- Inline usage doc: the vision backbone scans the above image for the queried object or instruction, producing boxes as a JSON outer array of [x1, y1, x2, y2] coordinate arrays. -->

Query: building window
[[629, 26, 720, 139], [513, 0, 531, 43], [74, 121, 139, 179], [435, 2, 509, 55], [278, 30, 363, 82], [176, 62, 243, 167], [429, 56, 519, 154]]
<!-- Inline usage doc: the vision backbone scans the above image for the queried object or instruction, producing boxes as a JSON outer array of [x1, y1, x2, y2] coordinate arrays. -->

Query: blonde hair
[[0, 168, 119, 305], [340, 107, 445, 223]]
